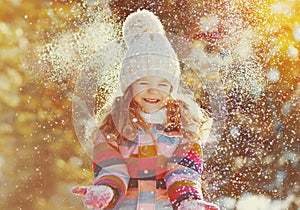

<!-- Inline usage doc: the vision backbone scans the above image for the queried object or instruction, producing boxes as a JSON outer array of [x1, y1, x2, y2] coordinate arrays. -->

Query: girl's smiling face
[[131, 76, 171, 113]]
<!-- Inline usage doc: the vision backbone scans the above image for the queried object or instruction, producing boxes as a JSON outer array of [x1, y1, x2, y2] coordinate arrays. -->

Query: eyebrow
[[156, 79, 169, 84], [159, 79, 169, 83]]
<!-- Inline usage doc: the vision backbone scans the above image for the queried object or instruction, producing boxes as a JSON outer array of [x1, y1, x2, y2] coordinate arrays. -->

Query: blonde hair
[[95, 87, 211, 147]]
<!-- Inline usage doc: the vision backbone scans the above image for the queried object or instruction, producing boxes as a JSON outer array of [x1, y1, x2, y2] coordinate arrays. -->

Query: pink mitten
[[72, 185, 114, 209], [178, 199, 220, 210]]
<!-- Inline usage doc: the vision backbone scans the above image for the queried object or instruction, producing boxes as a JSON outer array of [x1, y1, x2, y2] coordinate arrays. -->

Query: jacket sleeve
[[164, 118, 212, 209], [92, 129, 129, 207]]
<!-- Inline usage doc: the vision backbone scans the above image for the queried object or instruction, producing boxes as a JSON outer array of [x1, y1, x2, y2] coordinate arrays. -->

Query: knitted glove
[[178, 199, 220, 210], [72, 185, 114, 209]]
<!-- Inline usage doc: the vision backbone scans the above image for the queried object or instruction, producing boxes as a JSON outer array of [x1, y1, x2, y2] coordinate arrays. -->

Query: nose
[[147, 88, 159, 94]]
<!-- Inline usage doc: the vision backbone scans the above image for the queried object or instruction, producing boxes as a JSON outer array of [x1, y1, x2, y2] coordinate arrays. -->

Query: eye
[[139, 82, 149, 85], [159, 83, 169, 87]]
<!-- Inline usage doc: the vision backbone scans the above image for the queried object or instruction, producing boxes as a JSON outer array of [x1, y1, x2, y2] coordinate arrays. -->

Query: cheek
[[161, 92, 170, 100], [132, 93, 143, 104]]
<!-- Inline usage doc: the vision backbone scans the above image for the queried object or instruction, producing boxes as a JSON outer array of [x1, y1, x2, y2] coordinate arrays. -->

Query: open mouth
[[143, 98, 160, 103]]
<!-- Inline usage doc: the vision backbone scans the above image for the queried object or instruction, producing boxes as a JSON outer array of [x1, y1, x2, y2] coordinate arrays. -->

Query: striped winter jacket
[[92, 123, 209, 210]]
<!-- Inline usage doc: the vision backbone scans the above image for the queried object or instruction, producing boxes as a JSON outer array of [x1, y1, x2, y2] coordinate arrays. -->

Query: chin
[[143, 108, 159, 113], [143, 110, 155, 114]]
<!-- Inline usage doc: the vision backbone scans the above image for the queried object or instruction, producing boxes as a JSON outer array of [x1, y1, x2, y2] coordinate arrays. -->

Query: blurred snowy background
[[0, 0, 299, 209]]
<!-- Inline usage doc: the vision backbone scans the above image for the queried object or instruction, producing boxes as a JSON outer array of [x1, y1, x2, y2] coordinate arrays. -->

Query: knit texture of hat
[[120, 10, 180, 93]]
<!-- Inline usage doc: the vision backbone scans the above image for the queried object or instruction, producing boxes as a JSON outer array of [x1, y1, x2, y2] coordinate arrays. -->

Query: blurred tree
[[0, 0, 92, 209]]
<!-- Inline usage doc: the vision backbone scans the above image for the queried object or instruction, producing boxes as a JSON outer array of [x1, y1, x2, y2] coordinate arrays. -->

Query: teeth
[[144, 98, 159, 103]]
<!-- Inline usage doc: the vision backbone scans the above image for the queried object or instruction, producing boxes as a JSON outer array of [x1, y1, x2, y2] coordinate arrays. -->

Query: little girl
[[72, 10, 219, 210]]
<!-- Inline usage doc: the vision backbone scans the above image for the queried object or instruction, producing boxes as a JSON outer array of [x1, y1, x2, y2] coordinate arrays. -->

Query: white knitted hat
[[120, 10, 180, 93]]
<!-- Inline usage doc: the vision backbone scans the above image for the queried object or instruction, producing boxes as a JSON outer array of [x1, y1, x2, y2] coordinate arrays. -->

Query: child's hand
[[72, 185, 114, 209], [178, 199, 220, 210]]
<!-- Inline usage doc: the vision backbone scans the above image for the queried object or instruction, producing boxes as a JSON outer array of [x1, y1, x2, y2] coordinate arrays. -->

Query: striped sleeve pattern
[[165, 142, 204, 208], [92, 131, 129, 206]]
